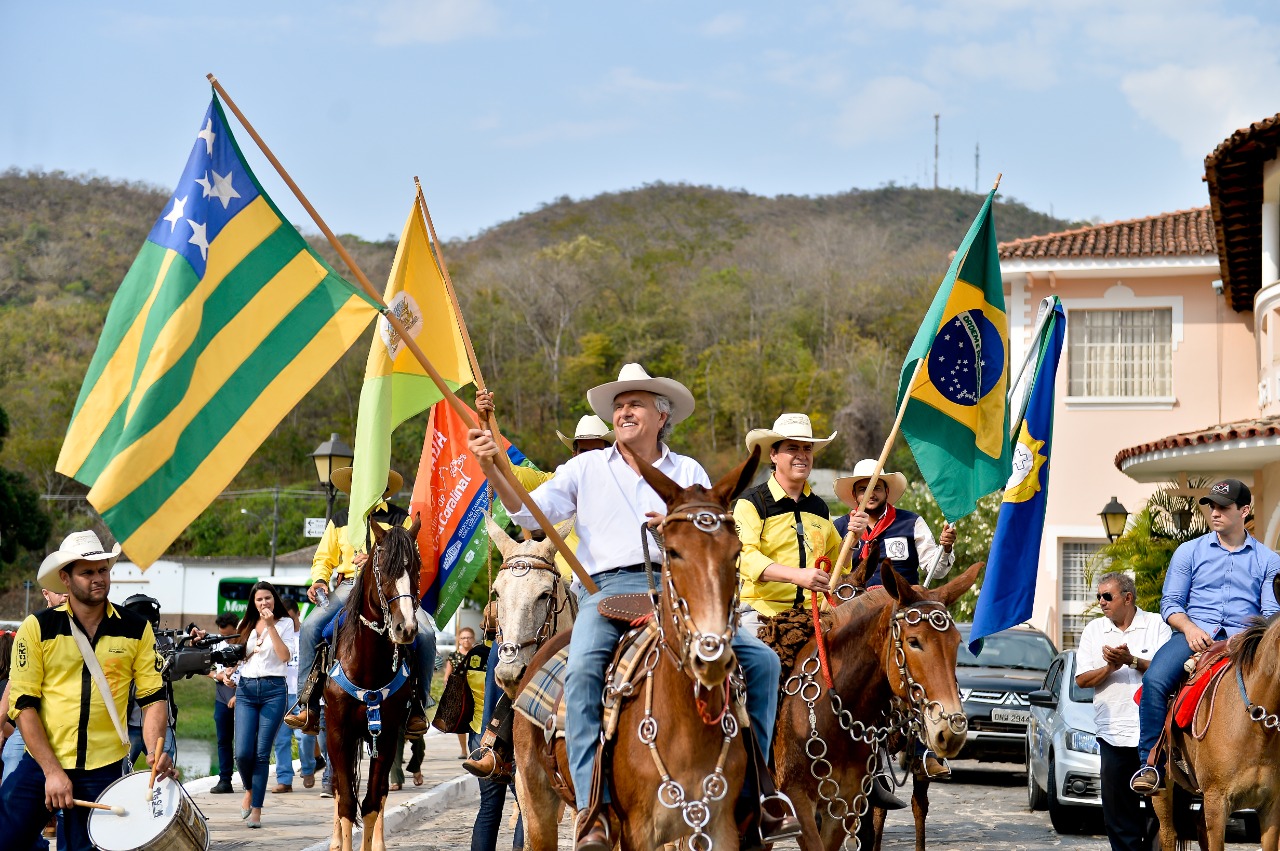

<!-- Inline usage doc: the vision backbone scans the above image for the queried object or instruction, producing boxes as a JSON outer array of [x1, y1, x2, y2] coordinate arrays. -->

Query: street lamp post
[[310, 433, 354, 524], [1099, 496, 1130, 544]]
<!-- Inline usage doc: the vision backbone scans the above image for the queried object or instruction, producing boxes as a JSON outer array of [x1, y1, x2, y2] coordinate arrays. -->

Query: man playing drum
[[468, 363, 796, 851], [0, 531, 177, 851]]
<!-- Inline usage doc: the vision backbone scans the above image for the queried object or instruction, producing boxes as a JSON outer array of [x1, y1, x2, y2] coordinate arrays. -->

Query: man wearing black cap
[[1130, 479, 1280, 794]]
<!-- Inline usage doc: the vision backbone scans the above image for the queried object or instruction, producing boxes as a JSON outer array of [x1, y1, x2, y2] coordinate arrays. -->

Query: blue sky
[[3, 1, 1278, 241]]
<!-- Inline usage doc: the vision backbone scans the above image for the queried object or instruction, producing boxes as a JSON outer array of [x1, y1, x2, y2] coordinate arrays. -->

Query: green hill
[[0, 169, 1074, 576]]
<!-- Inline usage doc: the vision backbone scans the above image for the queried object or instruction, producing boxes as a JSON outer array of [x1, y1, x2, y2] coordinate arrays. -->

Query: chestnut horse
[[774, 559, 980, 851], [513, 450, 759, 851], [1152, 576, 1280, 851], [325, 518, 422, 851]]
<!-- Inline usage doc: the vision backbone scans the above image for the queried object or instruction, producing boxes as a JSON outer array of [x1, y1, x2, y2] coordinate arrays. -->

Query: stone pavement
[[180, 728, 473, 850], [384, 759, 1265, 850]]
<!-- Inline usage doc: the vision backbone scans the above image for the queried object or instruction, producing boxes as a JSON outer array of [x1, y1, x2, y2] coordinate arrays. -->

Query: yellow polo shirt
[[734, 477, 843, 617], [8, 603, 163, 770], [310, 501, 414, 586]]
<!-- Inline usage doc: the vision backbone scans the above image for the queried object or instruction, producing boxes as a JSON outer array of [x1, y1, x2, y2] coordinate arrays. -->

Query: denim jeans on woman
[[235, 675, 288, 808]]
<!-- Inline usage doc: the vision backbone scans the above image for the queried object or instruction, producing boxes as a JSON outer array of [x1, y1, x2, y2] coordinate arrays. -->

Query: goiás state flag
[[55, 95, 379, 567], [412, 399, 537, 627], [897, 186, 1010, 521]]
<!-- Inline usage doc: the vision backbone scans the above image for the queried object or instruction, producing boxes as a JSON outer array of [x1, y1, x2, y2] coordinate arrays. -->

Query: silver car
[[1025, 650, 1103, 834]]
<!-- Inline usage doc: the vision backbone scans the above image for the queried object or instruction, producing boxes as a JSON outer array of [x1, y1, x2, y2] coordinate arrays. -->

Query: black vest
[[834, 508, 922, 587]]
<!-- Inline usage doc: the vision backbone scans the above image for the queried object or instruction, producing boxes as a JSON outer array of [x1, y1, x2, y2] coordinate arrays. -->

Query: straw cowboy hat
[[587, 363, 696, 426], [833, 459, 908, 508], [38, 531, 121, 592], [744, 413, 836, 456], [329, 466, 404, 498], [556, 415, 615, 450]]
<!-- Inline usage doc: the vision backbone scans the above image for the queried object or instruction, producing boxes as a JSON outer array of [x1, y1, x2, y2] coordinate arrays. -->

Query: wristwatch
[[1128, 658, 1139, 670]]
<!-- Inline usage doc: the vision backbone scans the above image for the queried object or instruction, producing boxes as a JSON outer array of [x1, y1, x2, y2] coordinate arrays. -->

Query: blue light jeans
[[1137, 631, 1196, 765], [235, 676, 288, 808], [273, 693, 316, 785], [564, 567, 780, 810], [127, 724, 176, 768], [298, 582, 354, 689]]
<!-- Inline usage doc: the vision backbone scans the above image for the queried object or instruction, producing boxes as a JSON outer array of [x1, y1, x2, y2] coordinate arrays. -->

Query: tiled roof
[[998, 208, 1216, 261], [1114, 416, 1280, 469], [1204, 112, 1280, 312]]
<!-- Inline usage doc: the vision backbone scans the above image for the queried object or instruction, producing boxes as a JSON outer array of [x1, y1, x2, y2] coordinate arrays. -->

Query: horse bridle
[[494, 553, 577, 665], [641, 503, 739, 673], [888, 601, 968, 735], [359, 540, 420, 641]]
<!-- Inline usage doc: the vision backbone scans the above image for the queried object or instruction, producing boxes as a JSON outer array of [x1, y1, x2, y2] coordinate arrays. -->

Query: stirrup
[[1129, 765, 1161, 796], [574, 809, 611, 851], [759, 792, 802, 843]]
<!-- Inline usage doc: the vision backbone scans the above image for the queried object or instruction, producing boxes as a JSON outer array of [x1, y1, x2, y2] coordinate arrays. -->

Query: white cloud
[[834, 76, 939, 147], [495, 118, 633, 149], [763, 51, 846, 95], [597, 67, 689, 97], [919, 33, 1057, 92], [701, 12, 746, 38], [372, 0, 499, 45]]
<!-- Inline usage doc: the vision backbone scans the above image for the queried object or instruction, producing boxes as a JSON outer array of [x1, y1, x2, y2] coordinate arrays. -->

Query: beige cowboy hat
[[586, 363, 695, 427], [38, 531, 121, 592], [556, 414, 615, 450], [833, 459, 908, 509], [329, 466, 404, 498], [744, 413, 836, 456]]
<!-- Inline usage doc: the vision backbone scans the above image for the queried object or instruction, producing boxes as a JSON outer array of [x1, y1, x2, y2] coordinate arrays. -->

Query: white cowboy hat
[[744, 413, 837, 456], [833, 459, 908, 508], [329, 466, 404, 498], [556, 415, 615, 450], [586, 363, 696, 427], [38, 531, 121, 592]]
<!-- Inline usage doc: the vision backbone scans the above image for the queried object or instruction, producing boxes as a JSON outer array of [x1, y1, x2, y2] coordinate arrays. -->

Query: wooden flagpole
[[207, 75, 596, 593]]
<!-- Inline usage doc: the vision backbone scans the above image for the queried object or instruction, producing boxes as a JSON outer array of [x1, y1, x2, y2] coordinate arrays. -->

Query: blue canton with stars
[[146, 101, 260, 279], [925, 309, 1005, 406]]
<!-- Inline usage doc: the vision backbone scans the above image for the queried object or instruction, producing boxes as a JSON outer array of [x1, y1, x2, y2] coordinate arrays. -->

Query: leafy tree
[[0, 404, 53, 581]]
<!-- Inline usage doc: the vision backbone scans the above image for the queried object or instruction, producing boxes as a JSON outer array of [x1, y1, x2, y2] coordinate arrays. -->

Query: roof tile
[[998, 207, 1216, 261], [1114, 415, 1280, 469]]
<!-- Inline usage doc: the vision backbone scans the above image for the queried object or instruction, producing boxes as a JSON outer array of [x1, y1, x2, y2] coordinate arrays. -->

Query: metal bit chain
[[639, 666, 739, 851]]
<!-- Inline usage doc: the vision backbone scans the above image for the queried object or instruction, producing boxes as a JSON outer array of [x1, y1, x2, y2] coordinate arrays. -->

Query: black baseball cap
[[1199, 479, 1251, 508]]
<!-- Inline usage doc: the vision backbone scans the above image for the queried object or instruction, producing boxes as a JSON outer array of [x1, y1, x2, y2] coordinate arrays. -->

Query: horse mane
[[1230, 612, 1280, 674], [339, 524, 420, 630]]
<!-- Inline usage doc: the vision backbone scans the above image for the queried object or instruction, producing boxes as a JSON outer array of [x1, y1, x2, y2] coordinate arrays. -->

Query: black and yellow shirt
[[734, 477, 843, 617], [8, 603, 164, 770]]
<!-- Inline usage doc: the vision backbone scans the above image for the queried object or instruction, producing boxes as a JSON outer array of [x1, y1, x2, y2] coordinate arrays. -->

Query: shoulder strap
[[66, 616, 130, 748]]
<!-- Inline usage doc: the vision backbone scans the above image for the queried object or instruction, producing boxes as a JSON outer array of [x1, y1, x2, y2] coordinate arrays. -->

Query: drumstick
[[73, 799, 127, 815], [147, 736, 164, 796]]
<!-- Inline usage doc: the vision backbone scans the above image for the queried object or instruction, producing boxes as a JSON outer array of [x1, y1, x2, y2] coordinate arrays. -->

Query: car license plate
[[991, 708, 1030, 724]]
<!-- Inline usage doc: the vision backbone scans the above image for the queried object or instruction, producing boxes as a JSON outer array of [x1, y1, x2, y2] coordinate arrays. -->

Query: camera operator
[[207, 613, 240, 794], [121, 595, 177, 768]]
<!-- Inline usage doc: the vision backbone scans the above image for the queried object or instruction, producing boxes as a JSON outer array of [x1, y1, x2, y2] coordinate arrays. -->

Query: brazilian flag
[[897, 188, 1010, 521], [56, 94, 380, 567]]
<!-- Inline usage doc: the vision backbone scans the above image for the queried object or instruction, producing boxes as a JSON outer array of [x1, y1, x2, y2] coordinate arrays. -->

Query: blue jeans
[[214, 699, 235, 782], [298, 582, 354, 689], [127, 724, 176, 768], [1137, 631, 1195, 765], [0, 753, 124, 851], [472, 633, 523, 851], [414, 629, 437, 709], [565, 567, 780, 809], [273, 693, 316, 785], [235, 676, 288, 808], [2, 726, 27, 787]]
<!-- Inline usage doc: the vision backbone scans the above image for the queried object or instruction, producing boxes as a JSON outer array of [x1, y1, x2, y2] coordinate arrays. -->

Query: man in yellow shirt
[[733, 414, 842, 637], [2, 531, 176, 851]]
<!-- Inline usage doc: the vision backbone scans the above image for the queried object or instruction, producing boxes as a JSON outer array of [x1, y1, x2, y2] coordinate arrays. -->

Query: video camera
[[153, 627, 247, 680]]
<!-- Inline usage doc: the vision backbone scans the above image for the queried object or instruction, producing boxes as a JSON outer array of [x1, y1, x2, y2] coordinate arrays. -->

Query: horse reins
[[494, 553, 577, 665]]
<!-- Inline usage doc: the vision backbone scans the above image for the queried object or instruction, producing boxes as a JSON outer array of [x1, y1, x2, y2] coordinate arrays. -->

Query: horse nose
[[690, 646, 736, 688]]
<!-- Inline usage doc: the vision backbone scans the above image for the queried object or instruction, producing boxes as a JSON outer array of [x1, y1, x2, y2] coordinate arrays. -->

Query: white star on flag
[[187, 219, 210, 260], [209, 170, 241, 210], [162, 195, 188, 233], [195, 172, 213, 199], [197, 119, 216, 156]]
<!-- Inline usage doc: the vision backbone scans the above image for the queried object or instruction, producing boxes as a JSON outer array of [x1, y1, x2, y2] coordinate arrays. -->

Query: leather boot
[[575, 814, 610, 851], [284, 706, 321, 736], [923, 751, 951, 778], [405, 711, 429, 740], [463, 747, 514, 784], [868, 773, 907, 810], [759, 793, 802, 843]]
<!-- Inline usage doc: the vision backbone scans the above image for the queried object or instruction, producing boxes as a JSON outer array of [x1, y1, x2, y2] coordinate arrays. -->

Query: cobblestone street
[[385, 760, 1262, 850]]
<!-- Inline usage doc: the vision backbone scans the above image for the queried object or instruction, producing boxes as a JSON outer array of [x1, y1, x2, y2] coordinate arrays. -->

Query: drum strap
[[67, 617, 130, 749]]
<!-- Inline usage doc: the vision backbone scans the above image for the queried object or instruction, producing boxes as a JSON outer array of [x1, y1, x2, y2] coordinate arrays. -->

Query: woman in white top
[[232, 581, 295, 828]]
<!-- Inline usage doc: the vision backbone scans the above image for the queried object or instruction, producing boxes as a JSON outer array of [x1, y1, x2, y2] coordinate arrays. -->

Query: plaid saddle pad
[[514, 645, 570, 734]]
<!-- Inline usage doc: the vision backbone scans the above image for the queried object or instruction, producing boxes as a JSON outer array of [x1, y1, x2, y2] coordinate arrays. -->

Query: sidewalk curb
[[297, 773, 479, 851]]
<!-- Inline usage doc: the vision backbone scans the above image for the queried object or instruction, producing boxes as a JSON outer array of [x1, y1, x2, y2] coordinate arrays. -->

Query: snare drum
[[88, 771, 209, 851]]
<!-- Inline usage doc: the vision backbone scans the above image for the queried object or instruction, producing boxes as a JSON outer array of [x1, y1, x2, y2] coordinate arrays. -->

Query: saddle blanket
[[514, 645, 571, 735], [1173, 656, 1232, 728]]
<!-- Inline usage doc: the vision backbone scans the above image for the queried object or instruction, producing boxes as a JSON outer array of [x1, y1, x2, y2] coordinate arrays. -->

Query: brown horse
[[774, 559, 980, 851], [1152, 576, 1280, 851], [324, 518, 422, 851], [513, 450, 759, 851]]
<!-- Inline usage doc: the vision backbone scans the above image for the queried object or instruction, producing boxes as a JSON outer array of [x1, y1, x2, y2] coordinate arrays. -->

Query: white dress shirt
[[504, 443, 710, 576], [238, 618, 296, 680], [912, 516, 954, 581], [1075, 607, 1171, 747]]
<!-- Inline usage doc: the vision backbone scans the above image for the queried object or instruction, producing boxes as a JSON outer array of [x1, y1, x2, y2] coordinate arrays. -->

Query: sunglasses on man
[[1096, 591, 1128, 602]]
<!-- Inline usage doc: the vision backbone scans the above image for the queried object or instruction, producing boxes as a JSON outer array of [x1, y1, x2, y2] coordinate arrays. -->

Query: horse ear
[[485, 515, 520, 560], [846, 538, 877, 589], [371, 520, 387, 545], [880, 559, 903, 601], [711, 446, 762, 506], [553, 518, 574, 541], [408, 513, 422, 540], [629, 445, 685, 507], [931, 561, 983, 607]]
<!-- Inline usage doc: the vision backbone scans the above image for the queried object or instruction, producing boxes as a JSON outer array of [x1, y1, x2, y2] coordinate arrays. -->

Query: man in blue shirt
[[1130, 478, 1280, 794]]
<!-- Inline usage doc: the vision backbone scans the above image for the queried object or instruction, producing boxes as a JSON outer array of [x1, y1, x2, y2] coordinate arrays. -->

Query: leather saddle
[[1147, 640, 1236, 792]]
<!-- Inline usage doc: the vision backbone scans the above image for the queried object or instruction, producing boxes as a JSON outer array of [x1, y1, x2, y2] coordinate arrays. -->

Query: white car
[[1025, 650, 1103, 834]]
